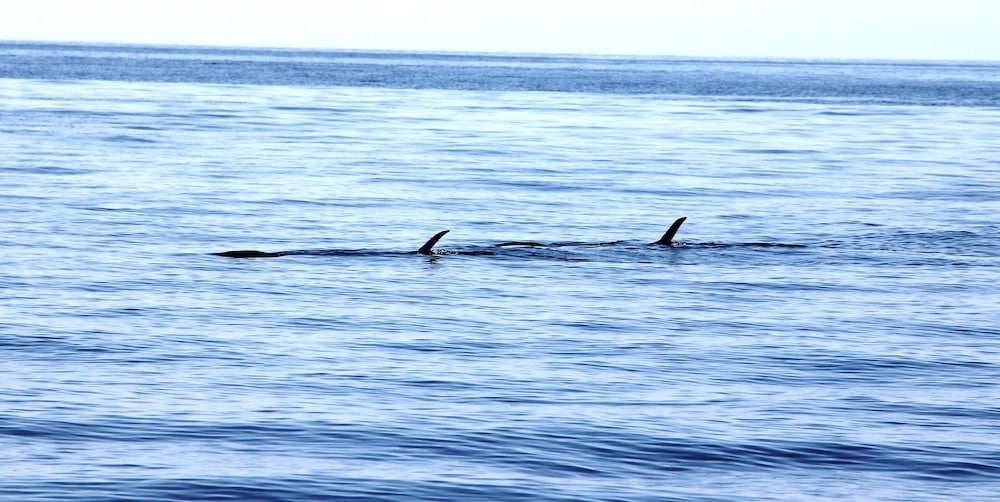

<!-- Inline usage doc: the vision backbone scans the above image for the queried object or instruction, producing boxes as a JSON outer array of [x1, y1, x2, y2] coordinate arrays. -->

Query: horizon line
[[4, 38, 999, 65]]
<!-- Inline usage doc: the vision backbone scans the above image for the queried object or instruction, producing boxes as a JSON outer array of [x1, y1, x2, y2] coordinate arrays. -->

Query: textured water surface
[[1, 42, 999, 501]]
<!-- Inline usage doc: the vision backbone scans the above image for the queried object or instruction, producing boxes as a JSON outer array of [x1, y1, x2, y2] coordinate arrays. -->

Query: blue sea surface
[[1, 42, 999, 501]]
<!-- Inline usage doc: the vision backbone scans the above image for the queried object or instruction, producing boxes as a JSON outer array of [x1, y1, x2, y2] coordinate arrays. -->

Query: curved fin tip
[[653, 216, 687, 245], [418, 230, 450, 255]]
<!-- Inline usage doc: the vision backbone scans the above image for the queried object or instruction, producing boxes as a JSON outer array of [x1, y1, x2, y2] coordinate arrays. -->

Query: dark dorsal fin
[[211, 250, 285, 258], [418, 230, 450, 255], [652, 217, 687, 245]]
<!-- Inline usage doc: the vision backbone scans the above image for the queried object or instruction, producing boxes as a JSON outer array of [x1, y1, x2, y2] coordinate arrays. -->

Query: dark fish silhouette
[[212, 230, 450, 258], [494, 217, 689, 248], [211, 217, 802, 259]]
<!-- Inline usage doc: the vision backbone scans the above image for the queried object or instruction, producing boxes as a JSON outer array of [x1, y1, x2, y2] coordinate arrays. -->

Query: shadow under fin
[[652, 217, 687, 245], [418, 230, 450, 255]]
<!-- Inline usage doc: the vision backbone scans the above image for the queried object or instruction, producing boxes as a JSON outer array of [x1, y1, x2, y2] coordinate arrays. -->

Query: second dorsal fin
[[652, 217, 687, 245]]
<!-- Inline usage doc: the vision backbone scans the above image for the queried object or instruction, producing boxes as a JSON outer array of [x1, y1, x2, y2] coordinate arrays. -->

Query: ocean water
[[1, 42, 999, 501]]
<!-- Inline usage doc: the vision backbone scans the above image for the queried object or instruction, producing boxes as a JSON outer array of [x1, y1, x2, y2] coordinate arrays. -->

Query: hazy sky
[[2, 0, 998, 60]]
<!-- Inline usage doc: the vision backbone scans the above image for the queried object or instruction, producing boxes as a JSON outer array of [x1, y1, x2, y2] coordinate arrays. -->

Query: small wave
[[721, 106, 776, 113], [3, 165, 89, 175], [103, 134, 156, 144], [734, 148, 822, 155], [0, 477, 574, 502]]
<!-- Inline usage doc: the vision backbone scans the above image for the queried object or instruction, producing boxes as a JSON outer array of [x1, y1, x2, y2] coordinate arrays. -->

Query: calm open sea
[[1, 42, 999, 501]]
